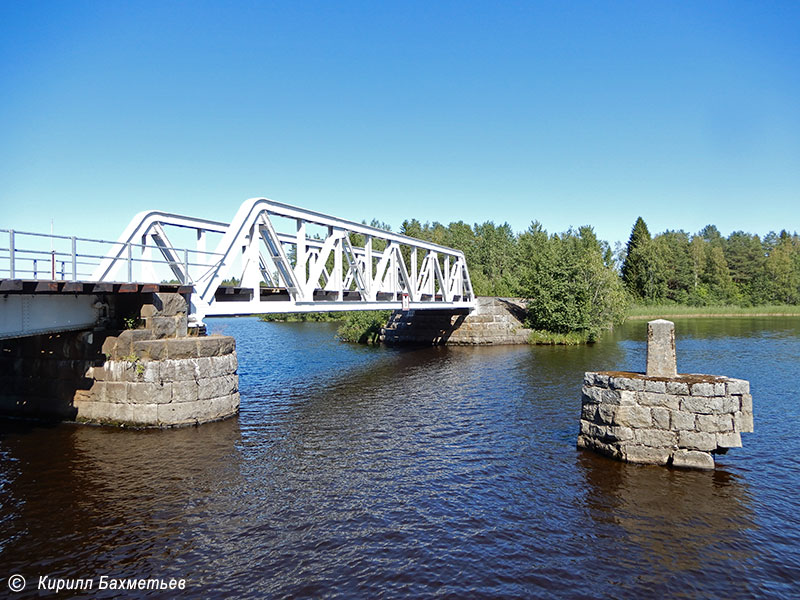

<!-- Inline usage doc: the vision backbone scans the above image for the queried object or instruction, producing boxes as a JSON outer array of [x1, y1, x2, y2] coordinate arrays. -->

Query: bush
[[519, 224, 628, 339], [336, 311, 391, 344]]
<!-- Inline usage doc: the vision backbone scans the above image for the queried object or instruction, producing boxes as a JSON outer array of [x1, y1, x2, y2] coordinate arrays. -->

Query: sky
[[1, 0, 798, 247]]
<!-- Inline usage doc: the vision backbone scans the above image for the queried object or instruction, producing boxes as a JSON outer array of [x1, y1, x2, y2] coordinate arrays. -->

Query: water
[[1, 317, 799, 598]]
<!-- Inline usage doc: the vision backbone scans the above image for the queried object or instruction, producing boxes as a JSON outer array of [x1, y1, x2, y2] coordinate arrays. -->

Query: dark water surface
[[1, 317, 799, 598]]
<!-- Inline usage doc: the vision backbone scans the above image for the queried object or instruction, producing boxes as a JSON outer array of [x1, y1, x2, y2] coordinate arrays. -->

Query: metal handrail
[[1, 228, 224, 284]]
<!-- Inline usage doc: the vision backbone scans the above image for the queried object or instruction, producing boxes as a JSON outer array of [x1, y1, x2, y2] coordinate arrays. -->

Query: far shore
[[626, 304, 800, 320]]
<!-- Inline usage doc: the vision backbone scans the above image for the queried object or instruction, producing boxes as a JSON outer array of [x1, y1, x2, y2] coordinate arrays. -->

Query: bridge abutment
[[381, 297, 531, 345], [0, 292, 239, 427]]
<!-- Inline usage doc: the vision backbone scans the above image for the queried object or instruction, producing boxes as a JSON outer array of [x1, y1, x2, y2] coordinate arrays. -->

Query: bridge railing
[[0, 228, 222, 285]]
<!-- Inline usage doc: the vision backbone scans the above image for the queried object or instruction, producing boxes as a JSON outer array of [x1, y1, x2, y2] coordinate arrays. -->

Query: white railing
[[0, 228, 222, 285]]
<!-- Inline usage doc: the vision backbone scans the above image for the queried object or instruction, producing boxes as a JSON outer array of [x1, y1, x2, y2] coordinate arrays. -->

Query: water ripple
[[0, 317, 798, 598]]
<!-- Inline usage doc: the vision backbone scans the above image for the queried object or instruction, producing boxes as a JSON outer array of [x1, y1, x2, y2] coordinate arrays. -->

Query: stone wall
[[76, 332, 239, 427], [578, 371, 754, 469], [0, 292, 239, 427], [381, 296, 531, 345], [0, 329, 100, 421]]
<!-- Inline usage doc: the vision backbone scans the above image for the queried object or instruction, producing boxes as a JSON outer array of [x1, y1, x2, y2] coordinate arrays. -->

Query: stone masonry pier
[[577, 320, 753, 469], [0, 291, 239, 427]]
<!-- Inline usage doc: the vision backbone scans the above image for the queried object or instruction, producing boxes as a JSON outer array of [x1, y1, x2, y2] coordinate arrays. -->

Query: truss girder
[[93, 197, 476, 324]]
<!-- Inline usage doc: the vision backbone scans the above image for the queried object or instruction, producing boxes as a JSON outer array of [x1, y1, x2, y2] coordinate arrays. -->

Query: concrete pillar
[[646, 319, 677, 377]]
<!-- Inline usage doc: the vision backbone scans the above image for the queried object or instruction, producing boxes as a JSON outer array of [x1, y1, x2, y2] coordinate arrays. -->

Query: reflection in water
[[578, 452, 758, 598], [0, 316, 798, 598], [0, 420, 244, 588]]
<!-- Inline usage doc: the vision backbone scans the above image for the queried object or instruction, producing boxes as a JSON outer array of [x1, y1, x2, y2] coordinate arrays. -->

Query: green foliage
[[621, 217, 656, 300], [122, 351, 145, 375], [619, 217, 800, 308], [258, 312, 345, 322], [123, 316, 141, 330], [518, 223, 628, 337], [336, 311, 391, 344]]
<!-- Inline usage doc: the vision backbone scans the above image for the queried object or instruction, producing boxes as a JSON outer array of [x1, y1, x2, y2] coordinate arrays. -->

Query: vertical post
[[334, 236, 343, 301], [428, 251, 436, 296], [60, 261, 65, 279], [71, 236, 77, 281], [365, 236, 373, 299], [390, 246, 397, 300], [183, 248, 190, 284], [646, 319, 678, 377], [127, 242, 133, 282], [51, 250, 56, 279], [33, 258, 38, 278], [8, 230, 15, 278], [410, 247, 417, 300], [443, 255, 450, 300], [241, 226, 260, 299], [140, 234, 156, 282], [294, 219, 306, 287]]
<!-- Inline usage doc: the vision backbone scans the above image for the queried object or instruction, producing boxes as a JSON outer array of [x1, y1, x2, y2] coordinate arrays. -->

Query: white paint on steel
[[2, 198, 476, 327], [0, 295, 100, 341], [94, 198, 475, 324]]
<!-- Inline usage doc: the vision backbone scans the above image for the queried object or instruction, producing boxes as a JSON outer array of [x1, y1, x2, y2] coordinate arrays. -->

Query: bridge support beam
[[0, 294, 100, 340]]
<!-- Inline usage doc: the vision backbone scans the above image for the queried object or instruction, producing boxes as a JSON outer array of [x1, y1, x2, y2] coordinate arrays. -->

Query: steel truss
[[92, 198, 476, 325]]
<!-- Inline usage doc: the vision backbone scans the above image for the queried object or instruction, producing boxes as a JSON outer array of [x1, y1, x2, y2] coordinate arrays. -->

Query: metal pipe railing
[[0, 228, 224, 284]]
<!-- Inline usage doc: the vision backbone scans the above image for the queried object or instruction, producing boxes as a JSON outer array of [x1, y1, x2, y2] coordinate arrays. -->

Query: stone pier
[[0, 292, 239, 427], [577, 320, 753, 469]]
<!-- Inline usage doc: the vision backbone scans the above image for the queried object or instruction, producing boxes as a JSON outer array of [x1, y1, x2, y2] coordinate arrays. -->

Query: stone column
[[646, 319, 677, 377]]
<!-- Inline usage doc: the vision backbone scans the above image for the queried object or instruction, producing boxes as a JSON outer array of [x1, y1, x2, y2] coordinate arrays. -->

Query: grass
[[626, 304, 800, 319]]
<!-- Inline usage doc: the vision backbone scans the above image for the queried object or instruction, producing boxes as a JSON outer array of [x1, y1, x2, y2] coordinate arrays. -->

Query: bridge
[[1, 198, 475, 339]]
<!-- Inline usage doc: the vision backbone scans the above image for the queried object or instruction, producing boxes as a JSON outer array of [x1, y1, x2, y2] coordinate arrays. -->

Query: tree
[[764, 233, 800, 304], [652, 230, 692, 303], [621, 217, 655, 300], [723, 231, 765, 304], [702, 244, 737, 303], [473, 221, 520, 296], [519, 223, 628, 338]]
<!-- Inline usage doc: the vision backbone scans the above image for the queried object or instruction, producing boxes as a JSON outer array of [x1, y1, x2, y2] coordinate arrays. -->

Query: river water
[[1, 317, 799, 598]]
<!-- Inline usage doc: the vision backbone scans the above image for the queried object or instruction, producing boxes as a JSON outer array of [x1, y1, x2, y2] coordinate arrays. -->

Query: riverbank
[[626, 304, 800, 320]]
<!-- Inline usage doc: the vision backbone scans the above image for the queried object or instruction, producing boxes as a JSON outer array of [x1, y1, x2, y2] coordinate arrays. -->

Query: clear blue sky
[[1, 0, 798, 246]]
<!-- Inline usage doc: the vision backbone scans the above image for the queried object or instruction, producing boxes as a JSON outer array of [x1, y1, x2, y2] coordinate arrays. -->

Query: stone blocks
[[381, 297, 531, 345], [76, 315, 239, 427], [77, 345, 239, 427], [578, 371, 753, 470]]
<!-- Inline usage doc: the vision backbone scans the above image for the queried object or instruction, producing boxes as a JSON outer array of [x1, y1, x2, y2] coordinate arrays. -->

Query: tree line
[[621, 217, 800, 306], [398, 216, 800, 339]]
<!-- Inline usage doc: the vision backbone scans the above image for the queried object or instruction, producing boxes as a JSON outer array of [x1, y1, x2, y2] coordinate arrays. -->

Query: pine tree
[[621, 217, 652, 299]]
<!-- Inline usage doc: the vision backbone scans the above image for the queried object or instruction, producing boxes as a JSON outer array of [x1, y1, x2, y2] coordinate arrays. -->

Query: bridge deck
[[0, 279, 191, 295]]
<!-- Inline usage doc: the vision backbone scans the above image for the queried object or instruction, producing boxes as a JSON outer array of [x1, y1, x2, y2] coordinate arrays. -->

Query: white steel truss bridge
[[2, 198, 475, 329]]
